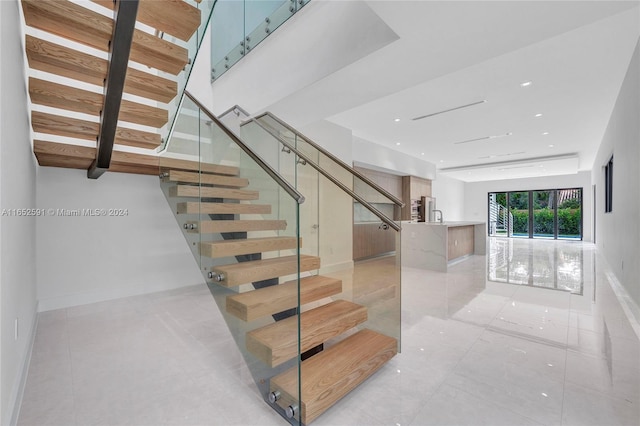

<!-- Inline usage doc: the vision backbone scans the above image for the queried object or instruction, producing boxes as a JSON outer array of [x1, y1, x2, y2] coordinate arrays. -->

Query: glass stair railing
[[210, 0, 311, 82], [157, 0, 217, 151], [159, 92, 305, 424], [159, 94, 401, 424], [238, 110, 403, 348]]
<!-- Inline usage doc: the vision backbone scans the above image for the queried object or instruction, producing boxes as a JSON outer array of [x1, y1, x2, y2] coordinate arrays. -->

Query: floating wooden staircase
[[163, 162, 398, 424], [21, 1, 399, 422], [21, 0, 203, 175]]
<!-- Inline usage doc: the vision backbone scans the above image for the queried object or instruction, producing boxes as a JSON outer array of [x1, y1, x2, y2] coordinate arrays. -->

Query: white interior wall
[[591, 39, 639, 306], [36, 168, 204, 312], [352, 136, 437, 180], [431, 174, 466, 222], [299, 121, 354, 271], [463, 171, 593, 241], [0, 1, 38, 424]]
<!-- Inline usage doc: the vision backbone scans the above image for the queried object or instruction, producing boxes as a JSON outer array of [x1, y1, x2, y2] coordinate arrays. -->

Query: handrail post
[[88, 0, 139, 179]]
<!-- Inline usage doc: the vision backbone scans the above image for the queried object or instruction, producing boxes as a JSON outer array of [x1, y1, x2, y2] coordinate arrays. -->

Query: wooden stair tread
[[26, 35, 177, 103], [200, 236, 300, 258], [247, 300, 365, 367], [169, 186, 258, 200], [160, 160, 239, 176], [29, 78, 167, 128], [167, 170, 249, 187], [176, 202, 270, 215], [33, 140, 159, 175], [22, 0, 189, 75], [270, 329, 398, 424], [227, 275, 342, 322], [92, 0, 201, 42], [31, 111, 161, 149], [183, 220, 287, 234], [210, 255, 320, 287]]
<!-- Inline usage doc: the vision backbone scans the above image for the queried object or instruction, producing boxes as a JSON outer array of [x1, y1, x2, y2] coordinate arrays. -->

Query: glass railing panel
[[211, 0, 310, 82], [239, 121, 320, 261], [240, 114, 402, 354], [159, 95, 302, 425], [254, 114, 402, 225], [209, 0, 245, 75], [158, 0, 217, 151]]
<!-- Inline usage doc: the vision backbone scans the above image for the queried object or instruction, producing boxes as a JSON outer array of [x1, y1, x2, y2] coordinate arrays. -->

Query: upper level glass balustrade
[[210, 0, 311, 82], [157, 0, 217, 151]]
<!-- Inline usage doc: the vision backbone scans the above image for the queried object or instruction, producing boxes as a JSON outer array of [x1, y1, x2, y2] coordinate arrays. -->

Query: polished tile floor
[[18, 239, 640, 425]]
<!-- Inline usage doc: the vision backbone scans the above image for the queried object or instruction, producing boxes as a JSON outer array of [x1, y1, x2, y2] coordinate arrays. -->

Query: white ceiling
[[261, 1, 640, 182]]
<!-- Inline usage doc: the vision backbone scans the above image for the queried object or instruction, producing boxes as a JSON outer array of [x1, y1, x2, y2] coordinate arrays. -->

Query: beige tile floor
[[18, 239, 640, 425]]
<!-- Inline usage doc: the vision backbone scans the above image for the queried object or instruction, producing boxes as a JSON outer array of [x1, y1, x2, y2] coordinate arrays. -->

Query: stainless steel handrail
[[247, 118, 401, 232], [253, 112, 405, 208], [184, 92, 305, 205], [217, 104, 251, 120]]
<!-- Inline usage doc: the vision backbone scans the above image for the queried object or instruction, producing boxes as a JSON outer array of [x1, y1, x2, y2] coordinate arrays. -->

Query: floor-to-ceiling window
[[557, 188, 582, 240], [488, 188, 583, 240], [533, 190, 555, 239], [508, 191, 529, 238]]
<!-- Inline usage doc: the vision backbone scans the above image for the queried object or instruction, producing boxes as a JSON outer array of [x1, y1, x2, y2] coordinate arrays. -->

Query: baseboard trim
[[8, 302, 39, 426]]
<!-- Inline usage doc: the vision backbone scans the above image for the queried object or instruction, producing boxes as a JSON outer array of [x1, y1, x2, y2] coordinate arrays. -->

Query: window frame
[[605, 155, 613, 213]]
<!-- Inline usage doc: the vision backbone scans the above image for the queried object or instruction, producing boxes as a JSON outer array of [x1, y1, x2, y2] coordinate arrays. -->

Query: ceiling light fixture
[[396, 142, 401, 146], [535, 113, 543, 117], [548, 144, 554, 148], [453, 132, 513, 145], [542, 132, 549, 135], [421, 152, 425, 156], [520, 81, 533, 87], [412, 100, 486, 121], [394, 118, 401, 122]]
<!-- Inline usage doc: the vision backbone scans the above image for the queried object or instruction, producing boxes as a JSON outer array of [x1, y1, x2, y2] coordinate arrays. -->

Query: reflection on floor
[[18, 239, 640, 425], [489, 238, 584, 294]]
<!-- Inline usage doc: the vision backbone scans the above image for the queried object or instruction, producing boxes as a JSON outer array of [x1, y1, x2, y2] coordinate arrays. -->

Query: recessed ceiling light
[[396, 142, 401, 146], [440, 160, 444, 163], [421, 152, 425, 156], [548, 144, 554, 148], [535, 113, 543, 117], [542, 132, 549, 135], [394, 118, 401, 122], [520, 81, 532, 87]]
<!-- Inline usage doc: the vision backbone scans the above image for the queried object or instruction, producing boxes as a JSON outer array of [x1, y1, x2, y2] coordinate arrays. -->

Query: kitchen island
[[401, 221, 486, 272]]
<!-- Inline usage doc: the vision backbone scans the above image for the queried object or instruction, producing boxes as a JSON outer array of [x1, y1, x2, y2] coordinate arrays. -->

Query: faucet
[[433, 209, 443, 224]]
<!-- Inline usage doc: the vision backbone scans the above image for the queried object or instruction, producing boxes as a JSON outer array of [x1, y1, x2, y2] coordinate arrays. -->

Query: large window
[[488, 188, 582, 240], [605, 156, 613, 213]]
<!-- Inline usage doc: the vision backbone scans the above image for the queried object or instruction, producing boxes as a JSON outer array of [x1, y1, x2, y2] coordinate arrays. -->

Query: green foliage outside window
[[510, 208, 581, 236]]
